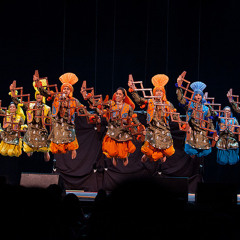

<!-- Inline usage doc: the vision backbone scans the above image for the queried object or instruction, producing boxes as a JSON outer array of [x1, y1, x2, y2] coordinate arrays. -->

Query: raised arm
[[128, 77, 147, 106], [207, 104, 219, 119], [176, 75, 187, 106], [33, 75, 52, 99], [9, 81, 29, 110], [227, 89, 240, 114]]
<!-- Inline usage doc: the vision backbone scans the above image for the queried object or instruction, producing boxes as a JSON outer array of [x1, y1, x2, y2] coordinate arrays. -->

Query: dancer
[[101, 87, 141, 166], [176, 74, 218, 158], [216, 106, 239, 165], [128, 74, 176, 163], [35, 72, 86, 159], [0, 100, 26, 157], [10, 79, 51, 161]]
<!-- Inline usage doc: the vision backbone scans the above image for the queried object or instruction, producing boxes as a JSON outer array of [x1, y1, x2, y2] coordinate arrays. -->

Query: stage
[[65, 190, 240, 204]]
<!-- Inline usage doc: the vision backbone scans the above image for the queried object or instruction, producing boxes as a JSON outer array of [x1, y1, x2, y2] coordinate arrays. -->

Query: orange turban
[[59, 73, 78, 97], [151, 74, 169, 102]]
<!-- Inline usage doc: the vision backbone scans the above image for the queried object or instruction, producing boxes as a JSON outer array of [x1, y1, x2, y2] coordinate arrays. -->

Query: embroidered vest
[[52, 94, 77, 124], [219, 117, 237, 132], [187, 103, 209, 121], [111, 103, 130, 119], [146, 99, 170, 124], [3, 113, 22, 130], [26, 102, 51, 125]]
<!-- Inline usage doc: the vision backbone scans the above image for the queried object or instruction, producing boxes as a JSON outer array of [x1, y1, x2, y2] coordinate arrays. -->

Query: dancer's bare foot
[[141, 154, 147, 163], [160, 156, 167, 163], [27, 152, 33, 157], [112, 157, 117, 166], [71, 150, 77, 159], [44, 152, 50, 162], [123, 157, 129, 166]]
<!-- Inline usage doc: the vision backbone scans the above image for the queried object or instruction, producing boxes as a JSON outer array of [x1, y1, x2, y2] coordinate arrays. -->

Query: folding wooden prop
[[0, 100, 7, 116], [10, 80, 31, 104], [128, 74, 154, 98], [203, 92, 222, 115]]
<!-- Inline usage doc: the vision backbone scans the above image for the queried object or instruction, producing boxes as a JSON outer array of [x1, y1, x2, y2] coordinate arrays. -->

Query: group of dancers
[[0, 70, 239, 168]]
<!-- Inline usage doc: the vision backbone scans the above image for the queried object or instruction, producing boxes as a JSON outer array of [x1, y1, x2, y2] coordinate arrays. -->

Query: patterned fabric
[[146, 99, 155, 124], [49, 118, 76, 144], [26, 102, 51, 125], [2, 113, 22, 130], [52, 94, 77, 124], [23, 123, 49, 149], [111, 103, 130, 119], [216, 118, 239, 150], [145, 112, 174, 150], [106, 102, 139, 142], [146, 98, 172, 124], [187, 102, 209, 122]]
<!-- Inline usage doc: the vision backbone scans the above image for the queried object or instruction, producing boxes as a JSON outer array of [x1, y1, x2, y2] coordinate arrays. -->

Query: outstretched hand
[[80, 81, 87, 98], [177, 75, 183, 87], [9, 80, 17, 97], [33, 74, 41, 88], [10, 80, 16, 91], [227, 89, 233, 103]]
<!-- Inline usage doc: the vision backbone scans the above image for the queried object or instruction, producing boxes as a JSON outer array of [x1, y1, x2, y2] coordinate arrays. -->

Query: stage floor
[[66, 190, 240, 204]]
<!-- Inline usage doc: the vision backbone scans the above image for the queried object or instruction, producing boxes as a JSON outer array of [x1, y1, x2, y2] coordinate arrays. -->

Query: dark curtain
[[55, 113, 203, 192], [1, 0, 240, 193]]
